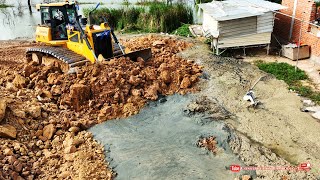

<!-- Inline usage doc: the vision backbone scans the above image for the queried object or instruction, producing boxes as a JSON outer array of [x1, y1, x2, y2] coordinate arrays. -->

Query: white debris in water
[[312, 111, 320, 120], [303, 99, 315, 106], [305, 106, 320, 113]]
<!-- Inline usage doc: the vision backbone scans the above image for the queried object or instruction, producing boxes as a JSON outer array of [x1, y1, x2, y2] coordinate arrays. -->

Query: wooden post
[[28, 0, 32, 13], [267, 44, 270, 55], [295, 17, 303, 72]]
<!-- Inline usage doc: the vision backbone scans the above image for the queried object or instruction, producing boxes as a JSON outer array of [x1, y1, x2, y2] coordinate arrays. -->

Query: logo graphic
[[230, 165, 241, 172], [299, 162, 311, 171]]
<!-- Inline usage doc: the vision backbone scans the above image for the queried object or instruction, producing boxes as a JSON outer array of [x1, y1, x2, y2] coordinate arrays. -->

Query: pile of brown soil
[[0, 35, 202, 179]]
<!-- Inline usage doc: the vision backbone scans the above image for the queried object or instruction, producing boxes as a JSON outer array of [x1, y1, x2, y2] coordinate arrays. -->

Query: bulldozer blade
[[113, 48, 152, 61]]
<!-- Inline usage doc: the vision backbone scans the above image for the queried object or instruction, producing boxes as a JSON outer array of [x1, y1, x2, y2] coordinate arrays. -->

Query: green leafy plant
[[172, 24, 192, 37], [255, 61, 320, 104]]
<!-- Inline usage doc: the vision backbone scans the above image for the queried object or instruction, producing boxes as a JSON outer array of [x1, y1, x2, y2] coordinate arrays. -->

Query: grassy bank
[[83, 2, 193, 33], [255, 61, 320, 103]]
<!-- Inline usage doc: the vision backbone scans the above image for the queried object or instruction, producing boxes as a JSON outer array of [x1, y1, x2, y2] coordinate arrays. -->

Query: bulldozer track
[[26, 44, 125, 67], [26, 46, 89, 68]]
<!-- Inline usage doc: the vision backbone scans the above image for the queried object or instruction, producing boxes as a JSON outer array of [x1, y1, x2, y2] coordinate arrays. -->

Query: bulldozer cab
[[38, 3, 78, 40]]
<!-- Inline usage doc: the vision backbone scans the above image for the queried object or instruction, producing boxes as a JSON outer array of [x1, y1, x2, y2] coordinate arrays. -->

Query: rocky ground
[[2, 34, 320, 180], [0, 35, 201, 179]]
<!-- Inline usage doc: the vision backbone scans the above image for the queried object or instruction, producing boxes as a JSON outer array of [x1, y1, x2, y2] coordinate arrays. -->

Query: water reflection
[[0, 5, 40, 40]]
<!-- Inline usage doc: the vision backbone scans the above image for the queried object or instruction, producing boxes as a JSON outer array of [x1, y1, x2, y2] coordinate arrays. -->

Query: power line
[[240, 0, 320, 28]]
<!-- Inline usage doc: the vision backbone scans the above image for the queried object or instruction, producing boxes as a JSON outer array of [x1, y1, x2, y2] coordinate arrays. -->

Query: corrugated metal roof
[[198, 0, 286, 21]]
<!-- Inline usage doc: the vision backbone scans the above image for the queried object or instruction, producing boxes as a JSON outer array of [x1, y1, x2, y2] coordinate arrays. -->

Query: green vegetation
[[256, 61, 307, 84], [0, 0, 13, 8], [172, 24, 192, 37], [78, 2, 96, 5], [0, 4, 9, 8], [0, 1, 13, 8], [136, 0, 159, 5], [122, 0, 130, 6], [83, 2, 193, 33], [255, 61, 320, 103]]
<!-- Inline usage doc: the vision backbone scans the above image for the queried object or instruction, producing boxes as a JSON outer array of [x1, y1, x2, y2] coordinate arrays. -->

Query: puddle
[[90, 94, 254, 179]]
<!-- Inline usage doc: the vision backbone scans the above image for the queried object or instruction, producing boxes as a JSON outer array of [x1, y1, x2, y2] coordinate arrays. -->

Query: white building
[[198, 0, 286, 55]]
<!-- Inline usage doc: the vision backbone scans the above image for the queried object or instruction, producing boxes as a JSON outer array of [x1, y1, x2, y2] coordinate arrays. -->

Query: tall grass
[[83, 2, 193, 33]]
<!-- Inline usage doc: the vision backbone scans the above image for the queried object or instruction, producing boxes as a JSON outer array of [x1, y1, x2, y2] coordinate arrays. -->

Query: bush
[[83, 2, 193, 33], [172, 24, 192, 37]]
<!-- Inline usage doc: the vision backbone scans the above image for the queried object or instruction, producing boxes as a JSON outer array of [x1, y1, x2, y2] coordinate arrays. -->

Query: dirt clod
[[242, 175, 252, 180], [0, 100, 6, 122], [42, 124, 55, 140], [198, 136, 217, 154], [69, 84, 92, 111], [13, 74, 27, 88], [0, 125, 17, 139]]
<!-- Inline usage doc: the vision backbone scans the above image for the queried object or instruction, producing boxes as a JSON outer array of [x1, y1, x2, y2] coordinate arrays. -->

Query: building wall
[[274, 0, 320, 57], [218, 32, 272, 48], [218, 16, 257, 38], [257, 12, 275, 33], [202, 13, 218, 33], [217, 14, 273, 49]]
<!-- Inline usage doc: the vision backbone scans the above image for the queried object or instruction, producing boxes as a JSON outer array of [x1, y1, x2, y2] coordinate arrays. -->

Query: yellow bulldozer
[[26, 1, 151, 71]]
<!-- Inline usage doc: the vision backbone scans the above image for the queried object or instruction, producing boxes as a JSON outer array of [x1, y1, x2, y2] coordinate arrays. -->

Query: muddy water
[[90, 94, 253, 179]]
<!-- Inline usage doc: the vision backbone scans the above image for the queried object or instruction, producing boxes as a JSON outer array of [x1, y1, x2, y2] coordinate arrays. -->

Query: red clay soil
[[0, 35, 202, 179]]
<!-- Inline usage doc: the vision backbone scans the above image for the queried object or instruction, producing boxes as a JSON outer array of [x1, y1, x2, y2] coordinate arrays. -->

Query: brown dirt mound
[[0, 35, 202, 179], [21, 35, 202, 122]]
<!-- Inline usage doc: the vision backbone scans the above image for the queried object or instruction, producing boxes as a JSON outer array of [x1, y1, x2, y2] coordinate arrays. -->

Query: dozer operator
[[26, 1, 151, 72]]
